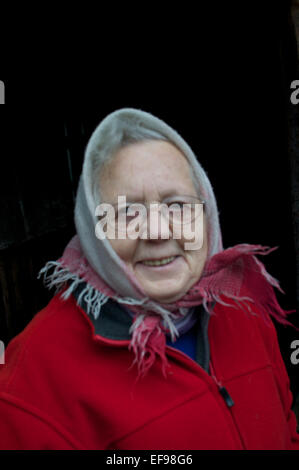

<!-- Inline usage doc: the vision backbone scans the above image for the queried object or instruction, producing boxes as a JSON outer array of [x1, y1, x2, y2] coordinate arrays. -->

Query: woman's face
[[99, 140, 208, 303]]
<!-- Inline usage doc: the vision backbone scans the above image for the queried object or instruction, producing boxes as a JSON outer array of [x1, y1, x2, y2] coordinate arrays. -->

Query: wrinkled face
[[99, 140, 208, 303]]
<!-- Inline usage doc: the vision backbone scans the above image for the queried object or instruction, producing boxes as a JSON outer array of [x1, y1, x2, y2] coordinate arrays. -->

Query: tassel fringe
[[38, 261, 110, 320], [38, 242, 299, 381], [128, 314, 171, 380]]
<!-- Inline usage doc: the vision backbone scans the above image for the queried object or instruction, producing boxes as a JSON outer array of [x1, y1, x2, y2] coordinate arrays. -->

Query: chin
[[154, 293, 185, 304], [143, 284, 188, 304]]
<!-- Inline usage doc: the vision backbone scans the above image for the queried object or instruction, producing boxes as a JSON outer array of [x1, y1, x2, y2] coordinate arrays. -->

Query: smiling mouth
[[139, 256, 178, 267]]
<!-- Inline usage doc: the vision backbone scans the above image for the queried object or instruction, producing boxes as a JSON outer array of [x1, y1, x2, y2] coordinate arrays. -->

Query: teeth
[[142, 256, 176, 266]]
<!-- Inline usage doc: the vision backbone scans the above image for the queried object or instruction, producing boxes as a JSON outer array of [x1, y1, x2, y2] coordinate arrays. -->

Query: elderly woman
[[0, 108, 298, 450]]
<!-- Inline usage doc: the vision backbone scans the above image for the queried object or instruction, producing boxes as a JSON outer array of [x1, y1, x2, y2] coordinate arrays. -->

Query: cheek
[[108, 238, 137, 264], [175, 223, 205, 252], [179, 222, 208, 270]]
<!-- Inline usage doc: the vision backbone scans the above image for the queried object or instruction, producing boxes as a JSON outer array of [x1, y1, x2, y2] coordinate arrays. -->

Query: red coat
[[0, 286, 298, 450]]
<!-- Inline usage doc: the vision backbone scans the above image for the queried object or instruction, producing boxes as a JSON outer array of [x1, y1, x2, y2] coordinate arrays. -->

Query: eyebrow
[[115, 190, 194, 204]]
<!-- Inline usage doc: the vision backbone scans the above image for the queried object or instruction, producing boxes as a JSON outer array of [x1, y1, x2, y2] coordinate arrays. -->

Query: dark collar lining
[[72, 282, 132, 340], [71, 282, 211, 372]]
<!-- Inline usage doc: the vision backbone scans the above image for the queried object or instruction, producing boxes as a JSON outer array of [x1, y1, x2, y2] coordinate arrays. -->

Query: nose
[[139, 204, 172, 241]]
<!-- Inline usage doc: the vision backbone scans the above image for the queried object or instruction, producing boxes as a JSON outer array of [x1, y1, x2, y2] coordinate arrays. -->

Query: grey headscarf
[[75, 108, 223, 300], [39, 108, 223, 340]]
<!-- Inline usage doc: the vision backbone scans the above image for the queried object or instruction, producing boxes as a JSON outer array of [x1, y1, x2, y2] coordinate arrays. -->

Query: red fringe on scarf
[[127, 245, 298, 380]]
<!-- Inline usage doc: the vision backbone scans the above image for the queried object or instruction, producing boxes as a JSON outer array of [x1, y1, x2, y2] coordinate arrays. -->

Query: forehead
[[99, 140, 197, 202]]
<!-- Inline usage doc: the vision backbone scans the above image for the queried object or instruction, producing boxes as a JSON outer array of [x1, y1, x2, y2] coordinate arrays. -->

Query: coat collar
[[72, 281, 212, 372]]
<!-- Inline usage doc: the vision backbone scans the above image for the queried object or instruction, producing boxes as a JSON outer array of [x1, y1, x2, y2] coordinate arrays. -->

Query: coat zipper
[[209, 360, 234, 408], [166, 345, 247, 449], [166, 344, 234, 408]]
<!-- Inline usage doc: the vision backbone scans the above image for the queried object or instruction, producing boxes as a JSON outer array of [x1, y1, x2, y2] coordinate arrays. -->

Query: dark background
[[0, 2, 298, 413]]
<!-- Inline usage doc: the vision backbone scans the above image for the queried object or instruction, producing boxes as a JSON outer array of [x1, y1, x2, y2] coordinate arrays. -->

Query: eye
[[167, 201, 185, 210]]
